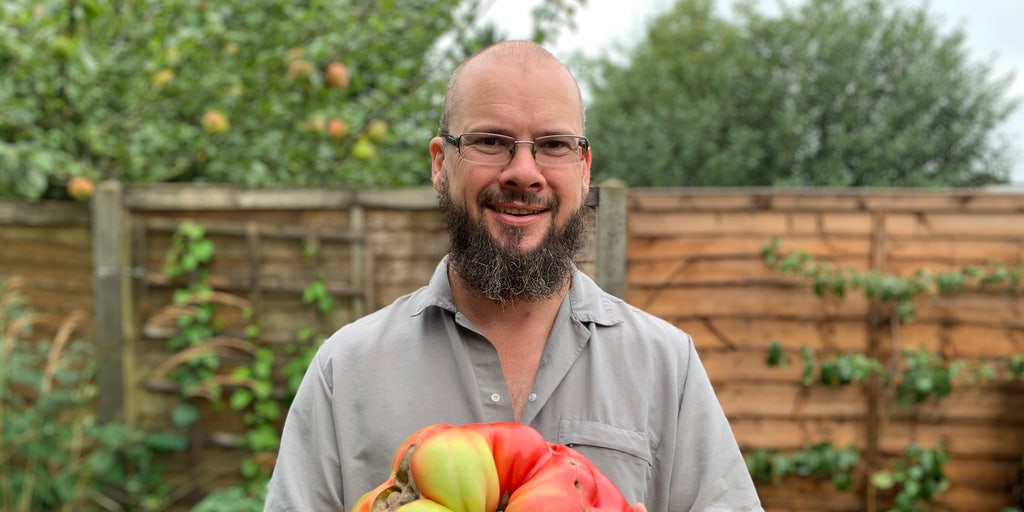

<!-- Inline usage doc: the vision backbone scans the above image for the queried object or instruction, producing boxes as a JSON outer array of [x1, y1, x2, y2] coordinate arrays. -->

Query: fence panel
[[627, 188, 1024, 511]]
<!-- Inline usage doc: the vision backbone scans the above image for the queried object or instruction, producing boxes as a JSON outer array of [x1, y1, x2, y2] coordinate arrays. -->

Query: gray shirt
[[265, 258, 762, 512]]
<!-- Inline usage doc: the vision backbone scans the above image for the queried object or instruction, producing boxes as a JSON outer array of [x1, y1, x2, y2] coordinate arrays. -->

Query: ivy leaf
[[872, 470, 895, 489], [146, 430, 189, 452], [230, 390, 254, 411], [766, 339, 788, 367], [171, 402, 200, 427]]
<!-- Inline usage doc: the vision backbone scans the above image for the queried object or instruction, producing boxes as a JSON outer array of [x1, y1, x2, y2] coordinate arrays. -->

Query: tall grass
[[0, 276, 178, 511]]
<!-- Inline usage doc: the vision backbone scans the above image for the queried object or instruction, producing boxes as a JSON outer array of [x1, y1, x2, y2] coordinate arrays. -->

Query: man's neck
[[447, 266, 571, 422]]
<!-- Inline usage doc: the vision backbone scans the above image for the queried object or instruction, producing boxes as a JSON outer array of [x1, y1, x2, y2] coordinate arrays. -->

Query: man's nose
[[501, 142, 544, 190]]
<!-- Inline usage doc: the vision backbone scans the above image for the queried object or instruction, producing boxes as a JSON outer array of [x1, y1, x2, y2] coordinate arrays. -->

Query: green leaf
[[146, 430, 189, 451], [872, 470, 895, 489], [230, 389, 254, 410], [766, 339, 788, 367], [171, 402, 200, 427], [87, 450, 117, 475]]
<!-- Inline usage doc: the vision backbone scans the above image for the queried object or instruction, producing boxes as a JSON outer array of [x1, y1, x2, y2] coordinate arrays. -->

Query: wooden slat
[[885, 212, 1024, 238], [630, 188, 1024, 213], [629, 211, 874, 237]]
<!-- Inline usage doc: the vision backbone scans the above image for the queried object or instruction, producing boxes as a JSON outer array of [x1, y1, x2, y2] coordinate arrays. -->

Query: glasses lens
[[459, 133, 514, 164], [534, 135, 586, 166], [452, 132, 587, 166]]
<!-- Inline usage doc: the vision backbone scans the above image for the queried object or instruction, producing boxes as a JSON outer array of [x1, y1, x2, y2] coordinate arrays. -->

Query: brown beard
[[438, 175, 591, 305]]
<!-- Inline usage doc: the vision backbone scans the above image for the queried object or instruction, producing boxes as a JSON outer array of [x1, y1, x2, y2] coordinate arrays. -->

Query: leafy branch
[[769, 341, 1024, 406], [746, 442, 860, 491], [158, 223, 339, 506], [872, 443, 950, 512], [762, 237, 1023, 323]]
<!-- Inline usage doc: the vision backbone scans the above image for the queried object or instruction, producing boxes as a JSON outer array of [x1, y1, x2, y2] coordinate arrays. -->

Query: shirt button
[[490, 393, 501, 403], [528, 393, 537, 402]]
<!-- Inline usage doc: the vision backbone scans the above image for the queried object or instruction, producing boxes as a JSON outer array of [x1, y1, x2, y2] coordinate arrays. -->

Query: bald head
[[439, 41, 585, 133]]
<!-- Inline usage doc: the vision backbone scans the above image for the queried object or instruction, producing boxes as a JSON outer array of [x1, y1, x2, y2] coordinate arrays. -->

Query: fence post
[[92, 180, 126, 423], [596, 179, 627, 298]]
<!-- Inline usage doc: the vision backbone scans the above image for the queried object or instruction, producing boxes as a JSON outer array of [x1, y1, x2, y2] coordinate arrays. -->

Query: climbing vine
[[156, 222, 333, 506], [751, 238, 1024, 511], [872, 443, 951, 512], [746, 442, 860, 491], [761, 237, 1023, 323]]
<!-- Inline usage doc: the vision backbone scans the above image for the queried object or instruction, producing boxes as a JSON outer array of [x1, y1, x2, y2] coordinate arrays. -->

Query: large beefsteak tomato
[[351, 422, 632, 512]]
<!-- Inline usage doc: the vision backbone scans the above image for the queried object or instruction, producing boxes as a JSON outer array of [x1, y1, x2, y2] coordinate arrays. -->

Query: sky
[[481, 0, 1024, 184]]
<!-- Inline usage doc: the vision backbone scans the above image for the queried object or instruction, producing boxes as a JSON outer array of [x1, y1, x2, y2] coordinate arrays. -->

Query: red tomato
[[352, 422, 631, 512]]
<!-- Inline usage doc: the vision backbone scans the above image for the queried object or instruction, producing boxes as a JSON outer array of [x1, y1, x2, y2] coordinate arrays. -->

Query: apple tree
[[0, 0, 584, 199]]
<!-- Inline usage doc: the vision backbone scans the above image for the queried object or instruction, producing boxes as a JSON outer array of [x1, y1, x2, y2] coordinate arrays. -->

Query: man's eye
[[539, 138, 574, 151], [476, 137, 505, 147], [540, 140, 569, 149]]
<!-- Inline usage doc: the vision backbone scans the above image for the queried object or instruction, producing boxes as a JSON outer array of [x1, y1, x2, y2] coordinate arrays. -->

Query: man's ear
[[430, 136, 446, 190], [581, 146, 592, 192]]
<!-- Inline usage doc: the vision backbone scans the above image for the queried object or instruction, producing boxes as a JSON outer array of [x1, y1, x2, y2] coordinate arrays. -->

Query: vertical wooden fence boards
[[626, 188, 1024, 511]]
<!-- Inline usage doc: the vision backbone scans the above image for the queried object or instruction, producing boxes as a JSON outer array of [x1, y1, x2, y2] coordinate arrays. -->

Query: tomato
[[395, 498, 456, 511], [470, 422, 552, 495], [409, 426, 501, 512], [352, 422, 631, 512]]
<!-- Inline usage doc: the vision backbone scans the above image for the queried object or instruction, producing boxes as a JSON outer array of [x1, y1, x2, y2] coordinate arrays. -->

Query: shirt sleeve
[[264, 350, 346, 512], [670, 339, 764, 511]]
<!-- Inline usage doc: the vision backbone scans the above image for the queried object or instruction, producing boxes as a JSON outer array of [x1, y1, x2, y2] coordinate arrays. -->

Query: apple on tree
[[201, 110, 229, 134], [66, 176, 95, 201], [325, 61, 351, 88], [328, 118, 349, 139]]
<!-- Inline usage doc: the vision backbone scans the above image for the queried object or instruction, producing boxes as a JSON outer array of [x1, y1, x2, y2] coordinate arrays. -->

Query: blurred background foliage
[[0, 0, 1020, 197], [0, 0, 583, 200], [580, 0, 1021, 187]]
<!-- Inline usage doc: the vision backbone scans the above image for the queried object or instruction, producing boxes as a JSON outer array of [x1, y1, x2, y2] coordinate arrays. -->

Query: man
[[265, 41, 762, 512]]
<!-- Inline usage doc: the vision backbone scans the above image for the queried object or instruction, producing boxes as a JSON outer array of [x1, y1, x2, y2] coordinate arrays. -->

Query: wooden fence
[[627, 188, 1024, 511], [2, 185, 1023, 510], [0, 181, 624, 504]]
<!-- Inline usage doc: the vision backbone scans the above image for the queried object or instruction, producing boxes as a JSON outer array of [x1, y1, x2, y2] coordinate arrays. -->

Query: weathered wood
[[92, 181, 126, 423], [627, 236, 870, 261], [885, 211, 1024, 237], [6, 185, 1024, 511], [629, 210, 875, 237], [0, 199, 91, 225], [729, 417, 867, 450], [630, 187, 1024, 213], [124, 184, 440, 211], [596, 179, 627, 298], [755, 476, 864, 511], [715, 381, 868, 419], [628, 285, 873, 319], [683, 317, 870, 352], [627, 187, 1024, 512]]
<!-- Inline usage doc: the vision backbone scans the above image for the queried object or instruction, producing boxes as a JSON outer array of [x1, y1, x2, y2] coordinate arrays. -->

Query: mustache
[[476, 189, 556, 210]]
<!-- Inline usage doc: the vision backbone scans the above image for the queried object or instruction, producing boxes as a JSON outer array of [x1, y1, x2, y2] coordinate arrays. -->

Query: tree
[[581, 0, 1021, 187], [0, 0, 584, 199]]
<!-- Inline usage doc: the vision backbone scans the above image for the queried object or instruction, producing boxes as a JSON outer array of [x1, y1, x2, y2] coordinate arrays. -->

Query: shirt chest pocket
[[557, 419, 652, 504]]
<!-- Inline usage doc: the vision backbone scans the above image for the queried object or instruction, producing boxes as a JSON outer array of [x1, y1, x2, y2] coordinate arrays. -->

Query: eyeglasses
[[440, 132, 589, 167]]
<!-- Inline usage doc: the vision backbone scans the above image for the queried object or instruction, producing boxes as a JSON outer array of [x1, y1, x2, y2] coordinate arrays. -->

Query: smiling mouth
[[494, 205, 546, 216]]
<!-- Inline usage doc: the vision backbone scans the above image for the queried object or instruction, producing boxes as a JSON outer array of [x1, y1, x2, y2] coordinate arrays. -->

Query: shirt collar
[[412, 256, 624, 327]]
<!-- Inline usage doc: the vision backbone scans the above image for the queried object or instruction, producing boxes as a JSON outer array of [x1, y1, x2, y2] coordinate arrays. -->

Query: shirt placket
[[444, 309, 516, 422]]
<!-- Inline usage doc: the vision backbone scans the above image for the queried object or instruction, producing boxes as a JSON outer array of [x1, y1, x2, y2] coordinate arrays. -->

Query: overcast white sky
[[482, 0, 1024, 184]]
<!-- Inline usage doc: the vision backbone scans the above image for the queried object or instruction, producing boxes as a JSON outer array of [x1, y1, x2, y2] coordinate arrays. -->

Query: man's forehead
[[450, 62, 582, 124]]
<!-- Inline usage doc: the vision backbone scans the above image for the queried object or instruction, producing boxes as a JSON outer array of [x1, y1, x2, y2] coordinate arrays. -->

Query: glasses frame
[[440, 131, 589, 166]]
